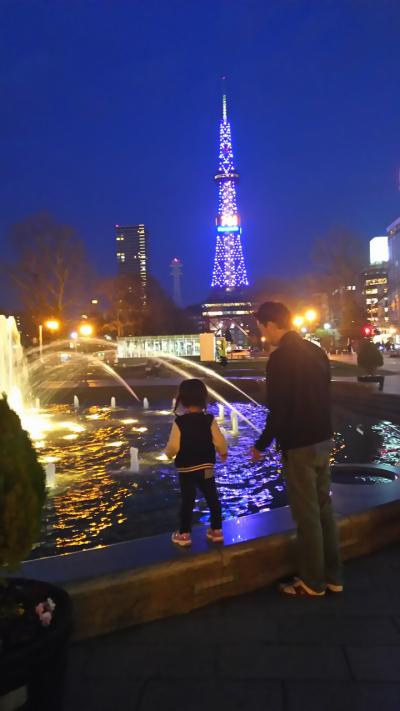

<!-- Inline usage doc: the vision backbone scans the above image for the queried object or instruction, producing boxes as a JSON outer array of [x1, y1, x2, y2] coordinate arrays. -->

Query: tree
[[100, 274, 146, 337], [4, 212, 93, 324], [311, 227, 367, 293], [144, 277, 192, 335], [100, 274, 192, 337], [357, 340, 384, 374], [337, 290, 366, 341], [0, 398, 45, 568]]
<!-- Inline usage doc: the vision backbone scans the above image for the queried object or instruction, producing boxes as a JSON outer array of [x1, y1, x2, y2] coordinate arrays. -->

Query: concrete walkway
[[331, 353, 400, 395], [65, 543, 400, 711]]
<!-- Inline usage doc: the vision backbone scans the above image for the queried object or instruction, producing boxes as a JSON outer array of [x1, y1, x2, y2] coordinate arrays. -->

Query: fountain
[[1, 314, 398, 562], [129, 447, 139, 473], [45, 462, 56, 488], [0, 315, 29, 419], [230, 410, 239, 436]]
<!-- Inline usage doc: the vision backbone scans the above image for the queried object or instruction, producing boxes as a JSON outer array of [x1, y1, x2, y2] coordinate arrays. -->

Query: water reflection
[[31, 402, 400, 559]]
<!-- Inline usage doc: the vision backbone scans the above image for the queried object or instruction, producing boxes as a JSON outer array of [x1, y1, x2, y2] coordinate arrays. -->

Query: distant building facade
[[387, 218, 400, 324], [115, 224, 148, 306], [362, 236, 389, 327]]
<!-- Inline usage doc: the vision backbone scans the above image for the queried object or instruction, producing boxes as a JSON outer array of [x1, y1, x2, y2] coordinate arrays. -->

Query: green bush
[[357, 340, 384, 375], [0, 398, 46, 569]]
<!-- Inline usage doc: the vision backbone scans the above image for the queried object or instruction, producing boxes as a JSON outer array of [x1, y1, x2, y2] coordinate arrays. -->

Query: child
[[165, 378, 227, 547]]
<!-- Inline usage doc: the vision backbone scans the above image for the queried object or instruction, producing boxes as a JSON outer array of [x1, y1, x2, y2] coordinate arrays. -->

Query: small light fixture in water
[[63, 434, 79, 440], [105, 441, 124, 448], [40, 455, 60, 464], [86, 413, 101, 420], [132, 426, 148, 433], [121, 418, 138, 425]]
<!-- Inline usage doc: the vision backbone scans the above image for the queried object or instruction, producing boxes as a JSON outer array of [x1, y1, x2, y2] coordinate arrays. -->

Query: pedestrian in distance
[[165, 378, 227, 547], [250, 301, 343, 597]]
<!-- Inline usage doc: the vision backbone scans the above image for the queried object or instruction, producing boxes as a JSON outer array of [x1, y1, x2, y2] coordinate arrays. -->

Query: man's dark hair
[[175, 378, 208, 411], [254, 301, 291, 329]]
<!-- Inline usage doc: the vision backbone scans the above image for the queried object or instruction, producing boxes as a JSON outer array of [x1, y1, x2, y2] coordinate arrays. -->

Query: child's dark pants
[[178, 469, 222, 533]]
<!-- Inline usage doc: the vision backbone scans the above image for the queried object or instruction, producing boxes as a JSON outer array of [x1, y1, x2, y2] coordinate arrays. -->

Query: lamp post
[[38, 319, 60, 363], [39, 324, 43, 363]]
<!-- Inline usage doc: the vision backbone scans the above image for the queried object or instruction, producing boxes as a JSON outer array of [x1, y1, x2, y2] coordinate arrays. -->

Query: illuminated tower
[[170, 257, 183, 307], [211, 82, 249, 293]]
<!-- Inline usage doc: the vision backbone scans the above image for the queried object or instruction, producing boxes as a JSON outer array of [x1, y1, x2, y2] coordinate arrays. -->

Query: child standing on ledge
[[165, 378, 227, 547]]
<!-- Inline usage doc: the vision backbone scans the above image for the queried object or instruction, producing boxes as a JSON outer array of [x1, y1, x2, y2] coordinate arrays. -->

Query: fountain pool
[[1, 315, 399, 561], [27, 400, 400, 560]]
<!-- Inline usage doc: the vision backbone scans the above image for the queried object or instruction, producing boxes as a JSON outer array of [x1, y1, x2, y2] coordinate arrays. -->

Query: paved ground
[[331, 353, 400, 395], [65, 543, 400, 711]]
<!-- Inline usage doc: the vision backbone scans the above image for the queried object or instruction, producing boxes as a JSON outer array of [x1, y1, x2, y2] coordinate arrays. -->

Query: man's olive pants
[[283, 440, 343, 593]]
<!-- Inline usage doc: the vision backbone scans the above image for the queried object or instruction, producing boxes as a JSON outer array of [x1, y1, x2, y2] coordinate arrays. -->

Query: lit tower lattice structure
[[211, 87, 248, 291], [203, 81, 253, 349]]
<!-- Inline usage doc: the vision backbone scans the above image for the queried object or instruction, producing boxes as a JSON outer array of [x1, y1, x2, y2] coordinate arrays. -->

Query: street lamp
[[79, 323, 94, 337], [45, 319, 60, 332], [39, 319, 60, 362], [305, 309, 317, 324], [323, 322, 332, 331], [293, 315, 304, 329]]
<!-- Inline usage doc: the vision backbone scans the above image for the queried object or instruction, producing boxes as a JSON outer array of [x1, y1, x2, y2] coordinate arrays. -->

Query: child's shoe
[[206, 528, 224, 543], [171, 531, 192, 547]]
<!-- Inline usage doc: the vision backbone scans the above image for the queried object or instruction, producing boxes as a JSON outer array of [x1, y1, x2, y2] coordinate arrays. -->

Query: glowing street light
[[323, 322, 332, 331], [305, 309, 317, 324], [79, 323, 94, 337], [45, 319, 60, 332], [38, 319, 61, 362], [293, 315, 304, 328]]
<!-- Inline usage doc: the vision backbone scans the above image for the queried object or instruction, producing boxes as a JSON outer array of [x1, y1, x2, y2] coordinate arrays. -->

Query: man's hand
[[250, 446, 263, 462]]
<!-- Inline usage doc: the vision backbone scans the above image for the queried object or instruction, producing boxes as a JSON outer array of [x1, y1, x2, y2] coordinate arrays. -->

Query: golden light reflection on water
[[32, 404, 145, 557], [30, 402, 400, 560]]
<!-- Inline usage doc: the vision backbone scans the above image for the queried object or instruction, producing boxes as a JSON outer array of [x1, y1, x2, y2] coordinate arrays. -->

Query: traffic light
[[361, 325, 372, 337]]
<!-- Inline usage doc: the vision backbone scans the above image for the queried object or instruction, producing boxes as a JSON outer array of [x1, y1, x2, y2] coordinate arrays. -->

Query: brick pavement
[[65, 543, 400, 711]]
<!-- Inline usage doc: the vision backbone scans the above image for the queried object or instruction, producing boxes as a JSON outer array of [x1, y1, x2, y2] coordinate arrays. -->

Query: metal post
[[39, 324, 43, 363]]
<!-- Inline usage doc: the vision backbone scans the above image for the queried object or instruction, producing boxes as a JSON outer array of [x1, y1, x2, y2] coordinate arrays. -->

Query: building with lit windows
[[387, 218, 400, 324], [115, 224, 148, 306], [362, 236, 389, 326]]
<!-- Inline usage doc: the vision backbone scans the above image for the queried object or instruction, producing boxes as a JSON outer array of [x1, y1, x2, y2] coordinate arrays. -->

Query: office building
[[115, 224, 148, 306]]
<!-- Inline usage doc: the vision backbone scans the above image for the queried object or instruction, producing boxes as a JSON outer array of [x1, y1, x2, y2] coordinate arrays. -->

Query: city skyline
[[1, 1, 400, 306]]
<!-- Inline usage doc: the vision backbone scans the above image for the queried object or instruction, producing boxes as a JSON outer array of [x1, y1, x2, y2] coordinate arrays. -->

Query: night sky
[[1, 0, 400, 306]]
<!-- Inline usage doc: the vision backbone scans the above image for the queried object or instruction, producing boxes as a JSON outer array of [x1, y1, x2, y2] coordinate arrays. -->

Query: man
[[251, 301, 343, 597]]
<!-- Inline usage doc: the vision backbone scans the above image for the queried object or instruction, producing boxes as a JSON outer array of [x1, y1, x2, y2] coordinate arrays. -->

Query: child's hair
[[174, 378, 208, 411]]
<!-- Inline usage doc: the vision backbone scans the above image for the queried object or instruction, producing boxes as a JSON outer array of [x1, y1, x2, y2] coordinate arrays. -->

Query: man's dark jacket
[[255, 331, 332, 453]]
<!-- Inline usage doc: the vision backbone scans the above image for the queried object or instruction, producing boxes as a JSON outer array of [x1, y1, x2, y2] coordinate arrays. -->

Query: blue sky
[[1, 0, 400, 304]]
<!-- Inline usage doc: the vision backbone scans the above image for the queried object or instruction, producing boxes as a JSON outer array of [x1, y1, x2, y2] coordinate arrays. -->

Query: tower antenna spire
[[221, 75, 227, 122]]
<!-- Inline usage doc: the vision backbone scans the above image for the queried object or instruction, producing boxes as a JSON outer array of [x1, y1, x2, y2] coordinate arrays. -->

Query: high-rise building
[[362, 236, 389, 326], [203, 82, 253, 346], [210, 82, 249, 294], [115, 224, 148, 305], [387, 217, 400, 324]]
